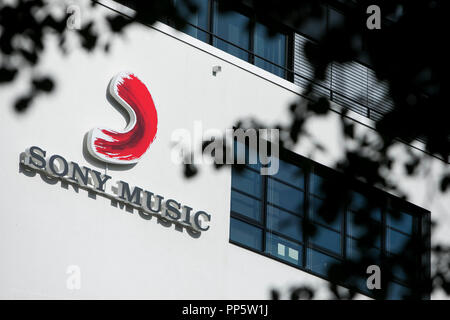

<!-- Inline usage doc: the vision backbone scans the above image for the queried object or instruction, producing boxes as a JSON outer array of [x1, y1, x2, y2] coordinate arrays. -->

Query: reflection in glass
[[297, 5, 327, 40], [231, 167, 262, 197], [348, 191, 381, 221], [267, 205, 302, 241], [214, 8, 250, 61], [234, 141, 261, 170], [254, 22, 286, 78], [231, 191, 262, 222], [267, 178, 304, 214], [174, 0, 209, 42], [310, 173, 325, 197], [310, 224, 341, 254], [387, 211, 413, 234], [307, 248, 340, 277], [346, 237, 380, 262], [386, 281, 411, 300], [310, 196, 342, 231], [346, 211, 381, 248], [230, 218, 262, 251], [386, 228, 411, 255], [271, 159, 304, 189]]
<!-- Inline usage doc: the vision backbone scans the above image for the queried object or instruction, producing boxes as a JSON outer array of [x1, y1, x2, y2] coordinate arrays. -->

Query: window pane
[[386, 282, 411, 300], [346, 211, 381, 248], [254, 22, 286, 78], [386, 228, 411, 255], [307, 248, 341, 277], [267, 205, 302, 242], [174, 0, 209, 42], [297, 5, 326, 40], [231, 167, 262, 197], [310, 173, 325, 197], [387, 211, 413, 235], [230, 218, 263, 251], [214, 8, 250, 61], [234, 141, 261, 170], [389, 259, 410, 283], [231, 191, 262, 222], [310, 224, 341, 254], [348, 191, 382, 221], [346, 237, 381, 262], [267, 179, 304, 214], [328, 7, 345, 30], [310, 196, 342, 231], [271, 159, 304, 189], [352, 275, 372, 295], [266, 233, 302, 266]]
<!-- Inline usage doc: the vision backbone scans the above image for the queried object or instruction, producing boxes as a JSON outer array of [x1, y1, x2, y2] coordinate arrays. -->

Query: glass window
[[174, 0, 209, 42], [307, 248, 340, 277], [389, 259, 410, 283], [348, 191, 382, 221], [229, 141, 428, 300], [214, 8, 250, 61], [267, 205, 302, 242], [328, 7, 345, 30], [230, 191, 262, 222], [387, 211, 413, 235], [254, 22, 287, 78], [266, 233, 302, 266], [346, 211, 381, 248], [386, 282, 411, 300], [231, 167, 262, 197], [386, 228, 411, 255], [230, 218, 262, 251], [349, 275, 372, 296], [271, 159, 304, 189], [310, 173, 325, 198], [234, 141, 261, 170], [267, 178, 304, 214], [173, 1, 289, 79], [297, 5, 327, 40], [346, 237, 381, 262], [310, 196, 342, 231], [310, 224, 341, 254]]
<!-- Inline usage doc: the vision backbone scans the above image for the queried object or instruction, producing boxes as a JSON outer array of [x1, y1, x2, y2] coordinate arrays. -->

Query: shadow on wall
[[18, 162, 201, 239]]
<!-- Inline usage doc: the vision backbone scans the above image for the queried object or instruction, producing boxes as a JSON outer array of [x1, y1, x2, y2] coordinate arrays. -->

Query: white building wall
[[0, 1, 448, 299]]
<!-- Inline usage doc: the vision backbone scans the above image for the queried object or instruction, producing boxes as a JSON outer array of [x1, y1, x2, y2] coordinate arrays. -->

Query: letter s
[[28, 146, 46, 169]]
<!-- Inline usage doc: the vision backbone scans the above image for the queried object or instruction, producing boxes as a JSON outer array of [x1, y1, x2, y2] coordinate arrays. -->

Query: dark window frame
[[230, 141, 431, 300]]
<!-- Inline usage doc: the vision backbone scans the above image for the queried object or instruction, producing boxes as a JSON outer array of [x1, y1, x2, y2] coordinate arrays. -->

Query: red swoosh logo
[[87, 72, 158, 164]]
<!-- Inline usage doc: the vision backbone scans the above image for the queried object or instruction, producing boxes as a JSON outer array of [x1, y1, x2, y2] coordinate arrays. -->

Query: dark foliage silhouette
[[1, 0, 449, 299]]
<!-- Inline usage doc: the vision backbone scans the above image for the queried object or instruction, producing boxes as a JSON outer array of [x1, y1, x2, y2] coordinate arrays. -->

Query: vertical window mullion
[[262, 171, 268, 253], [303, 164, 311, 269], [208, 0, 215, 45], [414, 213, 422, 298], [342, 197, 347, 259], [381, 196, 389, 294], [286, 32, 293, 81], [249, 16, 255, 65]]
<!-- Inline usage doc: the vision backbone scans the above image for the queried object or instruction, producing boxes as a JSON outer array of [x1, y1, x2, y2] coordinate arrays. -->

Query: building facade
[[0, 0, 448, 299]]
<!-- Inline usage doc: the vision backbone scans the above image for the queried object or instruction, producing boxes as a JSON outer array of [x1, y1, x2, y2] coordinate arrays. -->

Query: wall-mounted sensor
[[212, 65, 222, 76]]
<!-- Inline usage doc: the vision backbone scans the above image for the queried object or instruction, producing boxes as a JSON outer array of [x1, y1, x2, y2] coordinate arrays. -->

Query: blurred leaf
[[0, 66, 18, 83], [440, 174, 450, 192], [14, 95, 33, 112], [32, 77, 54, 92], [307, 97, 329, 115]]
